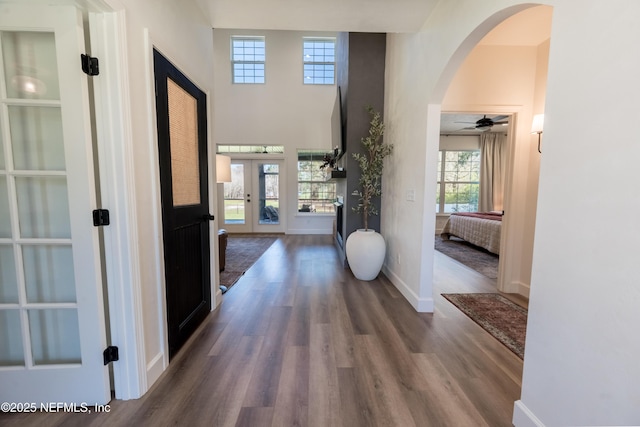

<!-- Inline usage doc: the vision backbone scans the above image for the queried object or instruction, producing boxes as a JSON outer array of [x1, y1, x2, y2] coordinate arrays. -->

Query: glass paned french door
[[220, 159, 284, 233], [0, 4, 109, 404], [222, 162, 250, 229]]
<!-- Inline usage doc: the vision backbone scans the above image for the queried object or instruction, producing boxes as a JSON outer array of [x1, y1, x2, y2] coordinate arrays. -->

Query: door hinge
[[81, 54, 100, 76], [93, 209, 110, 226], [103, 346, 119, 365]]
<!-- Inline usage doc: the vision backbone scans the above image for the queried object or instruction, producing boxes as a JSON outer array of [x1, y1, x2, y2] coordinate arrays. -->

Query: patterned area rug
[[434, 235, 499, 279], [442, 293, 527, 359], [220, 235, 278, 290]]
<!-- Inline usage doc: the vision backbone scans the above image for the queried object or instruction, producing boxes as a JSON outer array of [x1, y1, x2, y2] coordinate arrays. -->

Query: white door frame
[[89, 5, 222, 399], [219, 157, 285, 233], [220, 159, 253, 233], [251, 159, 285, 233], [88, 8, 146, 399]]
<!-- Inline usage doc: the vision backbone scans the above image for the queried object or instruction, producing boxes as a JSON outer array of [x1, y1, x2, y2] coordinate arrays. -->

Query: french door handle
[[202, 214, 215, 221]]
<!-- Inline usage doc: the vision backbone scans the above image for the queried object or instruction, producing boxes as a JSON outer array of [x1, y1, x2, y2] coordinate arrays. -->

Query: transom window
[[297, 150, 337, 213], [217, 145, 284, 154], [231, 36, 265, 84], [303, 38, 335, 85], [436, 150, 480, 213]]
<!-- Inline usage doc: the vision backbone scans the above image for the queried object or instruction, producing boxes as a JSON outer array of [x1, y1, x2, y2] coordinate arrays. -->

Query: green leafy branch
[[351, 106, 393, 230]]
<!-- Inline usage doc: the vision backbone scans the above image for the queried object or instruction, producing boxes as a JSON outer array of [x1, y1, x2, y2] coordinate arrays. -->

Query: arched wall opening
[[423, 4, 552, 299]]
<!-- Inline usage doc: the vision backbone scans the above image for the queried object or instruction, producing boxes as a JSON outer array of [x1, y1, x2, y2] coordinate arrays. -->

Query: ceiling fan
[[456, 114, 509, 131]]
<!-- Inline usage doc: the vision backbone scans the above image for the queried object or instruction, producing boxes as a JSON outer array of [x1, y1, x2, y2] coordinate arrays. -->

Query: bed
[[440, 212, 502, 255]]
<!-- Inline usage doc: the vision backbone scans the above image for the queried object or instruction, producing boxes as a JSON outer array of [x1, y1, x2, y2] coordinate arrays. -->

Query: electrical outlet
[[406, 189, 415, 202]]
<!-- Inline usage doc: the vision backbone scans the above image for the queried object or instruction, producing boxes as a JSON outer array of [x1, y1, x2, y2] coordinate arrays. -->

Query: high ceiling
[[191, 0, 552, 136], [195, 0, 440, 33], [194, 0, 553, 38]]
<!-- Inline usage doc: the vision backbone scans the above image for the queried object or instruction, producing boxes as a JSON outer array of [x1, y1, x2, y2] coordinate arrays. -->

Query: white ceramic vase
[[345, 229, 386, 281]]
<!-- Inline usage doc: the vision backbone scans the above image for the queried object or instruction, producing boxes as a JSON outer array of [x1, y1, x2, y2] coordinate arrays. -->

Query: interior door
[[0, 5, 110, 404], [220, 159, 283, 233], [153, 50, 212, 359]]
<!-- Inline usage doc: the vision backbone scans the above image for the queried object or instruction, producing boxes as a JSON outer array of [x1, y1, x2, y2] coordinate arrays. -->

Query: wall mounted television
[[331, 86, 346, 160]]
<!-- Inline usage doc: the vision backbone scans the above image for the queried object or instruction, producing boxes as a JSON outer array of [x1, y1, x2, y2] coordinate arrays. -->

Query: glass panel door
[[253, 161, 284, 232], [218, 159, 284, 233], [0, 5, 109, 404], [220, 160, 252, 233], [1, 29, 80, 366]]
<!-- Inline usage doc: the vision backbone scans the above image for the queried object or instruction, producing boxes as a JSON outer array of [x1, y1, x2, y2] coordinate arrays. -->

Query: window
[[297, 150, 337, 213], [217, 144, 284, 154], [231, 36, 265, 84], [436, 150, 480, 213], [303, 38, 335, 85]]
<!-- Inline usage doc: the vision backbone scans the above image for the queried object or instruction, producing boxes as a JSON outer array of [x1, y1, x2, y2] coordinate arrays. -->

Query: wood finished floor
[[1, 235, 523, 427]]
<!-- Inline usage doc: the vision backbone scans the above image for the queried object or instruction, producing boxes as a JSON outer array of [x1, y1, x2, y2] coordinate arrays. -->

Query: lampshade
[[531, 114, 545, 134], [216, 154, 231, 183]]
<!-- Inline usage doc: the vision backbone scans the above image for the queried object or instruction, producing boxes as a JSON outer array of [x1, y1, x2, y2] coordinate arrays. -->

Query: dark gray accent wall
[[335, 32, 386, 264]]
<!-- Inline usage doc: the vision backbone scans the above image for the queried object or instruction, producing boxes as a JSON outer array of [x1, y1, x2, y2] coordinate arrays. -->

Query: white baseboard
[[382, 265, 434, 312], [517, 281, 530, 298], [213, 288, 222, 309], [146, 351, 166, 389], [503, 279, 530, 297], [513, 400, 546, 427], [286, 228, 332, 235]]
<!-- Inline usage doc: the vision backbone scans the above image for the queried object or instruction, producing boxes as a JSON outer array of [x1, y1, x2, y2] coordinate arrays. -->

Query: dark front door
[[154, 50, 212, 359]]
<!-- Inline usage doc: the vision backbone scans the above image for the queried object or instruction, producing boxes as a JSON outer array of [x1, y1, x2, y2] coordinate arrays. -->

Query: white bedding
[[440, 214, 502, 255]]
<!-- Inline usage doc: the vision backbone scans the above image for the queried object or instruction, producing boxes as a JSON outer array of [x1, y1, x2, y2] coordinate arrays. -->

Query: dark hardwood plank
[[308, 323, 341, 427], [242, 306, 292, 407], [271, 346, 309, 427], [0, 235, 524, 427]]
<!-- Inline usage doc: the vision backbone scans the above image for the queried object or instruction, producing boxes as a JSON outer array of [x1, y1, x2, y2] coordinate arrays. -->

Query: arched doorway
[[430, 5, 552, 298]]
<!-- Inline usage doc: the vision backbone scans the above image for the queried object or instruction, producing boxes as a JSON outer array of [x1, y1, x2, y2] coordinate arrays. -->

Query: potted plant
[[345, 106, 393, 281], [319, 151, 337, 170]]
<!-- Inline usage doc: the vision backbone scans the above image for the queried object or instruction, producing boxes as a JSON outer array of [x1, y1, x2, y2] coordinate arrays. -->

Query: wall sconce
[[531, 114, 545, 153], [216, 154, 232, 183]]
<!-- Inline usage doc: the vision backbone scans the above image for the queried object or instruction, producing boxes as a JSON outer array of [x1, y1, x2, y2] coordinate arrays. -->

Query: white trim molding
[[513, 400, 546, 427], [382, 266, 435, 312], [89, 9, 147, 399]]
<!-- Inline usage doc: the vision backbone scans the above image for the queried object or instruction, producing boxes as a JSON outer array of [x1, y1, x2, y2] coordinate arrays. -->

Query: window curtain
[[479, 132, 506, 212]]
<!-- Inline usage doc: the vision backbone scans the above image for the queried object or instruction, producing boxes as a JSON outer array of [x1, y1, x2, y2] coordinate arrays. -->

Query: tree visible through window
[[297, 150, 336, 213], [436, 150, 480, 213]]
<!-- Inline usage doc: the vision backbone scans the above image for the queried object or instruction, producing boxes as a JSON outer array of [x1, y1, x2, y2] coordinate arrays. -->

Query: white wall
[[80, 1, 640, 422], [212, 29, 338, 234], [385, 0, 640, 425], [516, 1, 640, 425], [442, 42, 541, 296], [104, 0, 217, 389]]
